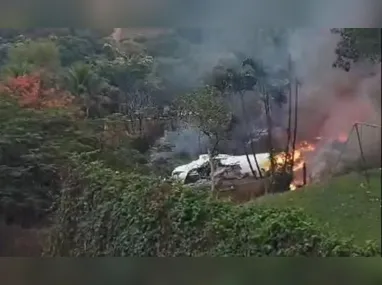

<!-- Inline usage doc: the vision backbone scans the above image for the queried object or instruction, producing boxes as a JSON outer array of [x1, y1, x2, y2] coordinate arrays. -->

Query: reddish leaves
[[1, 74, 74, 109]]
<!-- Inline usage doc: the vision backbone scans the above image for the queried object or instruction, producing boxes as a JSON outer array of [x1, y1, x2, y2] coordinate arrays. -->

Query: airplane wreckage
[[171, 153, 272, 185]]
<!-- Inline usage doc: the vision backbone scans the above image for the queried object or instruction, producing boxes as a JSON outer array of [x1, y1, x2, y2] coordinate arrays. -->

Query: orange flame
[[272, 129, 350, 191], [273, 140, 317, 190]]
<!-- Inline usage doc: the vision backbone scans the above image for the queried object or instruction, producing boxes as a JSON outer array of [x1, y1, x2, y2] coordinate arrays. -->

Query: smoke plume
[[108, 3, 382, 176], [288, 29, 381, 180], [155, 27, 381, 172]]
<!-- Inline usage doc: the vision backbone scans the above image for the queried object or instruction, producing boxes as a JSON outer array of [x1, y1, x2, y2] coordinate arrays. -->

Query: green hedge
[[45, 155, 378, 257]]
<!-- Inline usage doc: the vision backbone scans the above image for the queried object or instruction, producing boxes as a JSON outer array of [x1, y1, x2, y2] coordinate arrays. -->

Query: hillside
[[256, 169, 381, 246], [0, 28, 380, 257]]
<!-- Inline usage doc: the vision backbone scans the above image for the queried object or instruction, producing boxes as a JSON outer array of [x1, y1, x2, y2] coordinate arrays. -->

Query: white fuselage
[[171, 153, 271, 183]]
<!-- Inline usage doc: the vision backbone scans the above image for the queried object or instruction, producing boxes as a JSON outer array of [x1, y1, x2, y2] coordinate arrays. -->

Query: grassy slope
[[256, 169, 381, 246]]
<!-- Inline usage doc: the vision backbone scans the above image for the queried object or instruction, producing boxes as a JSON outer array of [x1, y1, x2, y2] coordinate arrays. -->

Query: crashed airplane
[[172, 153, 272, 184]]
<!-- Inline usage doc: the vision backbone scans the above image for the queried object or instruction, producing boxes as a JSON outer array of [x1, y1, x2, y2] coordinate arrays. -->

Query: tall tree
[[332, 28, 381, 71], [208, 61, 264, 178], [94, 55, 161, 124], [64, 62, 108, 118], [177, 86, 232, 192]]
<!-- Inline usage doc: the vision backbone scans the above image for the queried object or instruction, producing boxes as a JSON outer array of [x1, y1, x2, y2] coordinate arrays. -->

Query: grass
[[256, 169, 381, 246]]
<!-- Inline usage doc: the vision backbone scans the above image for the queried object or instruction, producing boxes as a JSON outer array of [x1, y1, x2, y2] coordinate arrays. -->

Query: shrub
[[2, 74, 75, 109], [0, 97, 147, 228], [0, 97, 95, 227], [6, 39, 60, 72], [55, 35, 105, 66], [45, 155, 379, 257]]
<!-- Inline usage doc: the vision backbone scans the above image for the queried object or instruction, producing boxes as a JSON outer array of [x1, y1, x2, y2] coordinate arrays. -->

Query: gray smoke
[[158, 27, 381, 166], [155, 29, 291, 156], [89, 1, 382, 27], [162, 124, 209, 156], [286, 29, 381, 181], [132, 1, 382, 171]]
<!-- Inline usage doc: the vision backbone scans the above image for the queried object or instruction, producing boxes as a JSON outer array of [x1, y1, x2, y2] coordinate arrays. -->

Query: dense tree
[[0, 96, 81, 226], [177, 86, 232, 191], [0, 92, 148, 228], [333, 28, 381, 71], [55, 35, 106, 66], [5, 39, 61, 72], [64, 62, 110, 118], [94, 55, 161, 120], [0, 28, 379, 257]]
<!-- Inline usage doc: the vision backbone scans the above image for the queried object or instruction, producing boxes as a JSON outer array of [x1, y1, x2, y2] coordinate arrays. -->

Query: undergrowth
[[0, 97, 147, 227], [45, 153, 379, 257]]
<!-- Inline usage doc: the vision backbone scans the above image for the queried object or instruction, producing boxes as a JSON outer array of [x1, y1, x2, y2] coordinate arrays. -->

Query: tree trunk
[[263, 91, 275, 173], [208, 148, 215, 193], [283, 56, 293, 173], [291, 80, 299, 171], [239, 92, 262, 178], [208, 139, 220, 193], [242, 142, 257, 179], [138, 114, 143, 136], [262, 89, 276, 195], [249, 141, 263, 178]]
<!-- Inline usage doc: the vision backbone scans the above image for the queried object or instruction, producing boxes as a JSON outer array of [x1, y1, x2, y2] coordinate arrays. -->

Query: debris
[[172, 153, 270, 185]]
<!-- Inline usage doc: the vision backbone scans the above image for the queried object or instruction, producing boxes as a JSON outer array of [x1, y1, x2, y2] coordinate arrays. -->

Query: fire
[[262, 130, 349, 191], [283, 129, 350, 190], [337, 133, 348, 143], [272, 141, 317, 190]]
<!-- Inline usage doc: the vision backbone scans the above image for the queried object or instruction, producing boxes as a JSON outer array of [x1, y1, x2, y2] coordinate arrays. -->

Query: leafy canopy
[[177, 86, 232, 142]]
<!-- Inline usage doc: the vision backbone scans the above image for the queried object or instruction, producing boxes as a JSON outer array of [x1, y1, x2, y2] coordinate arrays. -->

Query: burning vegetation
[[171, 118, 379, 199], [171, 42, 381, 199]]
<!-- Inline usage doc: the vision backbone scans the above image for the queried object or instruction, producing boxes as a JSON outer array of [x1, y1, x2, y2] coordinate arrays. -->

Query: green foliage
[[45, 156, 378, 256], [178, 86, 232, 142], [0, 97, 93, 226], [55, 35, 105, 66], [0, 39, 12, 68], [209, 58, 287, 105], [63, 62, 112, 118], [119, 40, 147, 56], [257, 169, 382, 247], [333, 28, 381, 71], [90, 55, 162, 119], [95, 55, 158, 93], [1, 62, 33, 78], [0, 96, 148, 227], [65, 62, 102, 96], [6, 39, 61, 72], [1, 28, 379, 257], [0, 29, 110, 68], [0, 28, 72, 40]]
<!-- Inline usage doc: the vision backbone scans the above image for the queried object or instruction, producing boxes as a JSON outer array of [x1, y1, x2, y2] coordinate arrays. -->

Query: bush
[[45, 155, 379, 257], [6, 39, 61, 72], [0, 97, 148, 227], [0, 97, 95, 226], [55, 35, 105, 66]]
